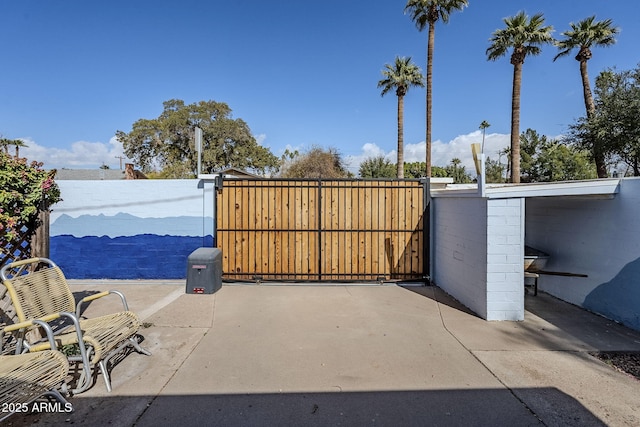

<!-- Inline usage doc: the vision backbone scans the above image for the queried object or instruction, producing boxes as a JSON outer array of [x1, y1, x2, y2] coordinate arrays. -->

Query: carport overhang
[[428, 178, 621, 322], [431, 178, 621, 200]]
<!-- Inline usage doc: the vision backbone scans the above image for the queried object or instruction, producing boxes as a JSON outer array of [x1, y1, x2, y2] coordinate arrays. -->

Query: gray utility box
[[186, 247, 222, 294]]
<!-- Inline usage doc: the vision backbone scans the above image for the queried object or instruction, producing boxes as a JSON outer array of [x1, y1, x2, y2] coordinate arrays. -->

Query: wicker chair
[[1, 258, 151, 393], [0, 320, 71, 422]]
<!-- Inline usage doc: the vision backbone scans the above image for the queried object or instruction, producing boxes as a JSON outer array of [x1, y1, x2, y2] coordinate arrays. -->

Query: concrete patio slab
[[6, 283, 640, 427]]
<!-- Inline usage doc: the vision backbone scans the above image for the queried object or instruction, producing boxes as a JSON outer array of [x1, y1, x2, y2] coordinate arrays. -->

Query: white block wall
[[486, 198, 525, 320], [433, 196, 524, 321]]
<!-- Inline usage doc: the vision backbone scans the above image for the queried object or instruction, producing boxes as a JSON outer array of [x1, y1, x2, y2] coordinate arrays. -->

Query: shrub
[[0, 151, 61, 248]]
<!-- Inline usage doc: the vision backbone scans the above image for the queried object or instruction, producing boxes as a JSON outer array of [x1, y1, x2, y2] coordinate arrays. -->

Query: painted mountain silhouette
[[51, 213, 214, 238]]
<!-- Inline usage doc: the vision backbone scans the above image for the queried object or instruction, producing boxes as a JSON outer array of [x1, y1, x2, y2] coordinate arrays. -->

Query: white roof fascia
[[431, 179, 621, 199], [198, 174, 220, 181]]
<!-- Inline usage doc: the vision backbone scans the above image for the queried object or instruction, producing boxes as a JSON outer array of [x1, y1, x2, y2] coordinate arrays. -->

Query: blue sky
[[1, 1, 639, 175]]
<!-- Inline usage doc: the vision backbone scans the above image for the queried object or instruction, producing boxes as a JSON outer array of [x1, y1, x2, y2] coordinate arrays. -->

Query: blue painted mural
[[50, 213, 214, 279], [51, 234, 213, 279], [48, 179, 216, 280]]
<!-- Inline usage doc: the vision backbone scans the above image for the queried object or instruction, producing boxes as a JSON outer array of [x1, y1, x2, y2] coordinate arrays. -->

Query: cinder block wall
[[486, 198, 525, 320], [50, 180, 215, 279], [526, 178, 640, 330], [433, 195, 524, 321]]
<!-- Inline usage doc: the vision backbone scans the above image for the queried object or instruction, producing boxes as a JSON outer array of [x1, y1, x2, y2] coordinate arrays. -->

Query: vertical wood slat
[[216, 179, 424, 281]]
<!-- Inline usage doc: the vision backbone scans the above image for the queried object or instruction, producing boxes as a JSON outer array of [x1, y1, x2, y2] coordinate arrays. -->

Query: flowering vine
[[0, 150, 62, 250]]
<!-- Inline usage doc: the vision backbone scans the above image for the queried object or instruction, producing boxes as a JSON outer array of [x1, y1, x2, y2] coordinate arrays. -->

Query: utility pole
[[115, 156, 125, 170]]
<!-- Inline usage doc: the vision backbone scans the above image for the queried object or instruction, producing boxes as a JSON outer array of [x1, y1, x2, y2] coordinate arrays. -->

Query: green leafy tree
[[279, 146, 351, 179], [554, 16, 619, 178], [485, 157, 505, 183], [404, 161, 426, 178], [520, 128, 545, 182], [446, 158, 471, 183], [359, 156, 397, 178], [378, 56, 424, 178], [518, 128, 596, 182], [403, 161, 448, 178], [432, 165, 449, 177], [0, 152, 61, 255], [537, 143, 596, 181], [486, 11, 554, 183], [567, 66, 640, 175], [404, 0, 469, 177], [116, 99, 280, 178]]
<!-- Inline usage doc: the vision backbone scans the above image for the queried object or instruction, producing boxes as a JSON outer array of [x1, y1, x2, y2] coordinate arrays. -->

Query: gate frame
[[214, 176, 430, 283]]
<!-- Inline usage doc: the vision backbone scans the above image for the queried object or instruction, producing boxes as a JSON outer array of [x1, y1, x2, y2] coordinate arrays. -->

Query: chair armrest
[[3, 312, 93, 394], [76, 290, 129, 318], [3, 313, 63, 333], [3, 314, 65, 354], [3, 312, 88, 358]]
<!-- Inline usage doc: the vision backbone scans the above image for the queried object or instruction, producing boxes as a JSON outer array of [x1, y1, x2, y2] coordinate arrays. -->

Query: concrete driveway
[[7, 282, 640, 426]]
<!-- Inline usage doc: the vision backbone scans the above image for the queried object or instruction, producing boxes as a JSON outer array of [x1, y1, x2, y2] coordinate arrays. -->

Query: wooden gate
[[215, 178, 428, 282]]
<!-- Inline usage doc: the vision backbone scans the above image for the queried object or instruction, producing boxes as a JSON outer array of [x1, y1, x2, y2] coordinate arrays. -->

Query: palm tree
[[498, 147, 511, 181], [0, 138, 11, 154], [378, 56, 425, 178], [479, 120, 491, 152], [11, 139, 27, 158], [404, 0, 468, 178], [486, 11, 554, 183], [0, 138, 27, 157], [450, 157, 461, 182], [554, 16, 619, 178]]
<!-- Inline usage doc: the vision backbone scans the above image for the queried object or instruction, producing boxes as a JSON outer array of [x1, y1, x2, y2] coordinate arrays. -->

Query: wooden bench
[[1, 258, 151, 393]]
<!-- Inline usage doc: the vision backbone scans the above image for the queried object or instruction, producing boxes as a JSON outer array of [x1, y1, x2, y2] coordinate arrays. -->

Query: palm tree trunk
[[581, 60, 596, 116], [510, 62, 522, 183], [580, 60, 607, 178], [425, 22, 435, 178], [397, 95, 405, 179]]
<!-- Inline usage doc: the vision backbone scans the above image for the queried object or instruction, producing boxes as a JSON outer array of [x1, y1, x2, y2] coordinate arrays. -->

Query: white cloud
[[346, 131, 512, 176], [18, 131, 515, 177], [343, 142, 396, 174], [21, 136, 129, 170], [255, 133, 267, 145], [431, 131, 511, 172]]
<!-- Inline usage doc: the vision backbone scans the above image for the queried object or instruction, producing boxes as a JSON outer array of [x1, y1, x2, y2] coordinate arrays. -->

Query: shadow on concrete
[[8, 387, 606, 427], [401, 285, 480, 317], [525, 292, 640, 351]]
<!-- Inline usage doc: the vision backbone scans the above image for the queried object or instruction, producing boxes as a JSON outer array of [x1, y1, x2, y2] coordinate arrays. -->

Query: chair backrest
[[1, 259, 75, 323]]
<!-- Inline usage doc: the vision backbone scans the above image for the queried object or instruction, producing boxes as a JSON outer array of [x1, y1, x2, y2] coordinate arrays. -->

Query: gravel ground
[[591, 352, 640, 380]]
